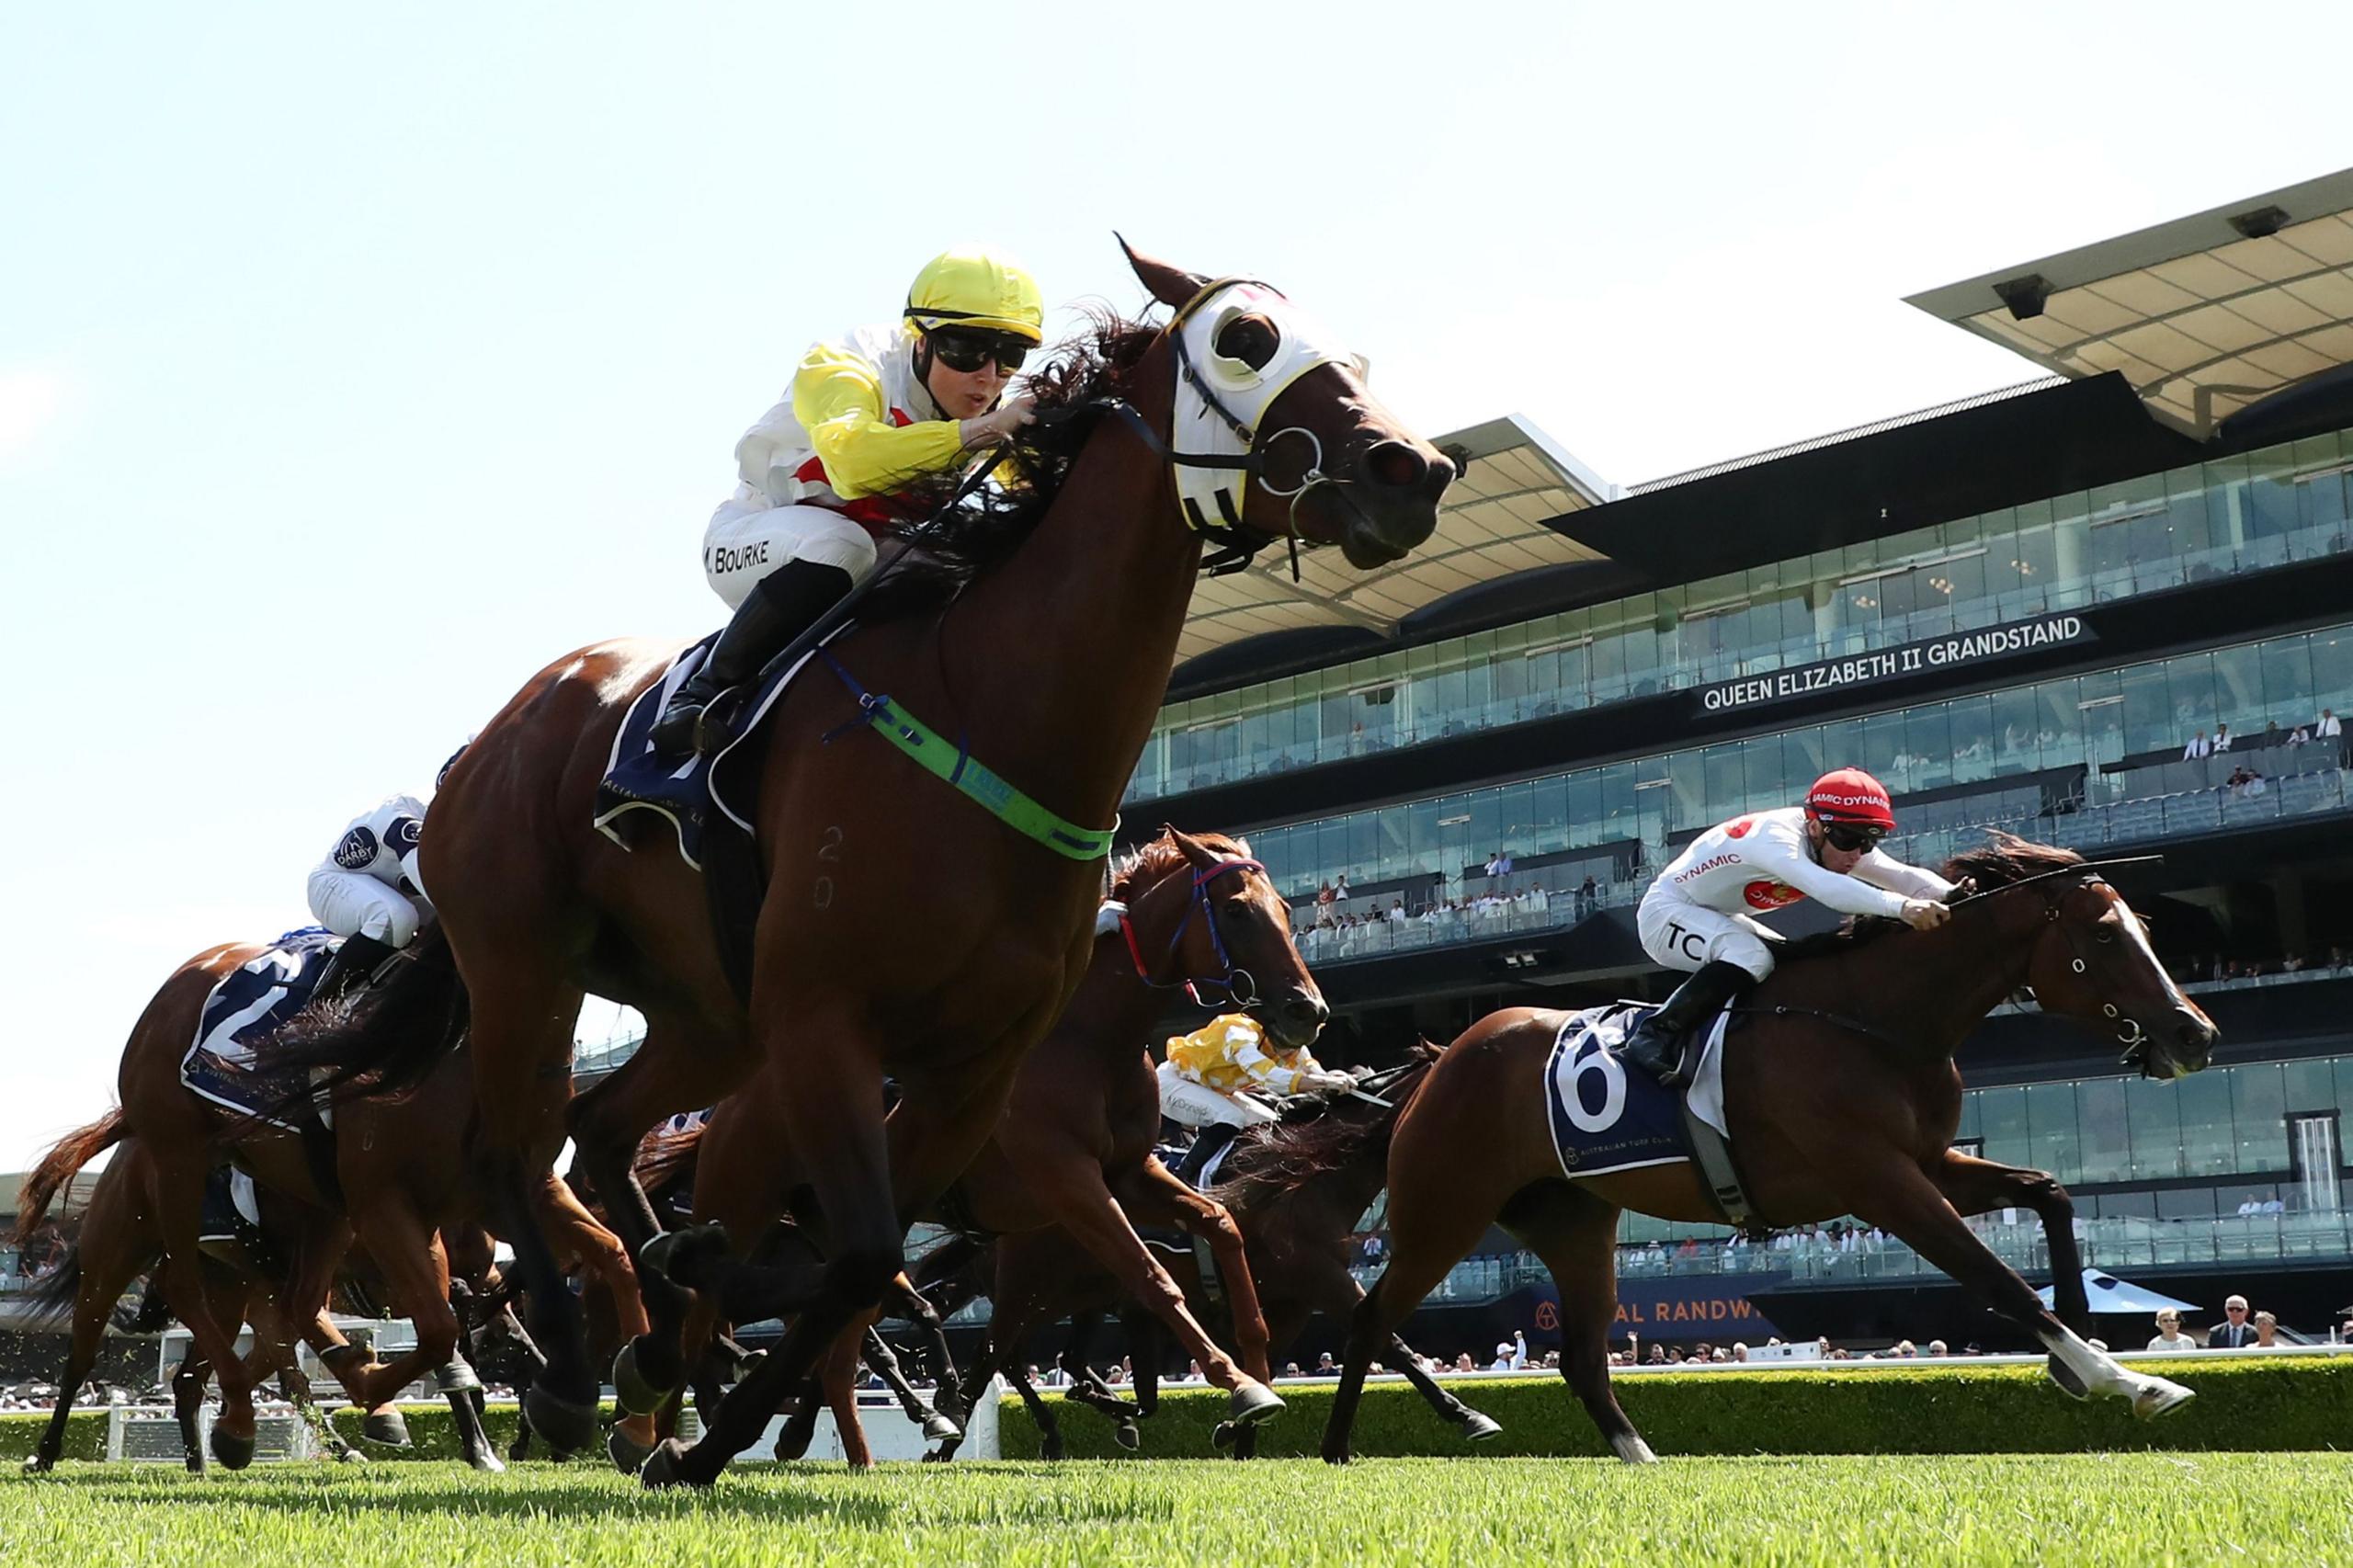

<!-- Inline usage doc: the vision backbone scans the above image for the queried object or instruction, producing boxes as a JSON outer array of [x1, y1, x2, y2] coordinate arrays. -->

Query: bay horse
[[301, 244, 1449, 1484], [661, 825, 1319, 1451], [13, 1116, 381, 1471], [1322, 835, 2222, 1465], [110, 934, 657, 1469]]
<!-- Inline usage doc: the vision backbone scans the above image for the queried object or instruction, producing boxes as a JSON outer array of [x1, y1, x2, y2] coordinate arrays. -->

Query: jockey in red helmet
[[1620, 767, 1957, 1086]]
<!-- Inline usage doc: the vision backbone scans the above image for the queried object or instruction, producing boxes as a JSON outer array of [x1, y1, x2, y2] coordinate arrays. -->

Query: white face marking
[[2109, 893, 2190, 1011]]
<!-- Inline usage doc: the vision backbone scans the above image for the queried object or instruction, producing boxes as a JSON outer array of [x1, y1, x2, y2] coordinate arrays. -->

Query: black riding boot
[[1619, 960, 1753, 1088], [650, 558, 857, 758], [1173, 1122, 1243, 1189], [310, 932, 397, 1007]]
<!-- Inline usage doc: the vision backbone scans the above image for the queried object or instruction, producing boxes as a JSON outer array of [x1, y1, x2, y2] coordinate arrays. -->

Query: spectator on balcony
[[2263, 719, 2283, 748], [2331, 946, 2350, 973], [2236, 1193, 2264, 1216], [2147, 1311, 2196, 1351], [1578, 874, 1598, 916], [2253, 1311, 2281, 1348], [2184, 729, 2212, 760], [1335, 871, 1351, 900], [2208, 1295, 2256, 1347], [2213, 722, 2234, 753], [2290, 723, 2312, 746], [1315, 880, 1336, 910], [2320, 709, 2343, 743], [1485, 849, 1513, 878]]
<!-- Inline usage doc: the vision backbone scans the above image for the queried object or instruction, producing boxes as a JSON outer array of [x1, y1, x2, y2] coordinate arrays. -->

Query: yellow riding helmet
[[904, 246, 1045, 344]]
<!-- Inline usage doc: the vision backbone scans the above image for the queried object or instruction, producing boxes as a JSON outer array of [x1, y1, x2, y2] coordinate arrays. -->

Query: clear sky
[[3, 1, 2347, 1176]]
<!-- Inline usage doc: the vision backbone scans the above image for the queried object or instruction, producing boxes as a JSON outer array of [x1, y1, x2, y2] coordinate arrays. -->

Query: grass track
[[5, 1454, 2349, 1566]]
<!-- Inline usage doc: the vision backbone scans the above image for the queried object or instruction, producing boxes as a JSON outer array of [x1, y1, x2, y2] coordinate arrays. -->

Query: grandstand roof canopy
[[1173, 415, 1615, 675], [1907, 166, 2353, 438]]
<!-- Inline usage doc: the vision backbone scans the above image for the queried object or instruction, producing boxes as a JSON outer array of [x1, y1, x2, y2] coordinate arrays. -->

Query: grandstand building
[[1121, 167, 2353, 1354]]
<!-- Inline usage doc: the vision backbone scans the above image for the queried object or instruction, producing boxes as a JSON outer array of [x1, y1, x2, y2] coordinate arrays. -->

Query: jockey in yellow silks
[[1157, 1013, 1355, 1130], [652, 246, 1047, 756]]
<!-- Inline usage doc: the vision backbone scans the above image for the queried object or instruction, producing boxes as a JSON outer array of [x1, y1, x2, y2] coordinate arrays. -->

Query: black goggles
[[926, 329, 1029, 374], [1823, 822, 1890, 853]]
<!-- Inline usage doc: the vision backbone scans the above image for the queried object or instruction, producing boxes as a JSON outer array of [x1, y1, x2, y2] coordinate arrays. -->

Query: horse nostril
[[1284, 994, 1329, 1032], [1363, 440, 1427, 489]]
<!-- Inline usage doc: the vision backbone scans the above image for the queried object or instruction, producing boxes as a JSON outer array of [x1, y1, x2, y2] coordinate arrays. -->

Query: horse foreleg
[[1855, 1159, 2192, 1417], [1031, 1172, 1278, 1430], [821, 1324, 873, 1471], [880, 1273, 964, 1436], [1120, 1158, 1273, 1383], [1931, 1150, 2095, 1344], [144, 1154, 260, 1467], [171, 1336, 214, 1472]]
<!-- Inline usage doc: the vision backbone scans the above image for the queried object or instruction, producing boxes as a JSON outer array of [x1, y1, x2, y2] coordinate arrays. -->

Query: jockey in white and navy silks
[[304, 794, 431, 998], [1620, 768, 1957, 1085]]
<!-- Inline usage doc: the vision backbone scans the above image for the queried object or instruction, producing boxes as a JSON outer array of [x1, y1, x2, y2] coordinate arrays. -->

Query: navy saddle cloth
[[180, 928, 338, 1128], [595, 631, 841, 871], [1541, 1003, 1729, 1179]]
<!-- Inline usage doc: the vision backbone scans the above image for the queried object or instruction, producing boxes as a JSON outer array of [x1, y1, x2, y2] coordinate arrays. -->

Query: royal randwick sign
[[1697, 613, 2092, 717]]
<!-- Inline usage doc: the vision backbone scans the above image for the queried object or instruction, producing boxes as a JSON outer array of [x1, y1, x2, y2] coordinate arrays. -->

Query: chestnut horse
[[1323, 836, 2222, 1464], [927, 1049, 1498, 1460], [664, 826, 1320, 1449], [303, 244, 1448, 1484], [108, 936, 655, 1468], [13, 1118, 383, 1471]]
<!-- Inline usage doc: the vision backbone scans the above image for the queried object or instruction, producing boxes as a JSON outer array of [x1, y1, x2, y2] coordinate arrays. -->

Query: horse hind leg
[[1502, 1179, 1653, 1463]]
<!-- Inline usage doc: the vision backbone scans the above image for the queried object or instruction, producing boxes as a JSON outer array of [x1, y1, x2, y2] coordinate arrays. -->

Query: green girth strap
[[819, 652, 1118, 862]]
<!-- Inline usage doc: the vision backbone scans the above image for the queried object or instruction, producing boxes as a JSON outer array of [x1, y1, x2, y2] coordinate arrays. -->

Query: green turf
[[3, 1454, 2348, 1566]]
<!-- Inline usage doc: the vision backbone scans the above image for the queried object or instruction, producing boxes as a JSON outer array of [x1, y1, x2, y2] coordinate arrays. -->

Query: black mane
[[857, 310, 1162, 620]]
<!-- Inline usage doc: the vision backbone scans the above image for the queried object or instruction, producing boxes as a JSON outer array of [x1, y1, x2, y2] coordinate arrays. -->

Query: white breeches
[[308, 867, 425, 947], [702, 501, 881, 608], [1637, 892, 1778, 983], [1156, 1061, 1280, 1129]]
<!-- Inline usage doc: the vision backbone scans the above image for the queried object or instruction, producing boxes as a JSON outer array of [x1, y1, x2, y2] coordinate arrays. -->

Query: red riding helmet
[[1804, 767, 1895, 833]]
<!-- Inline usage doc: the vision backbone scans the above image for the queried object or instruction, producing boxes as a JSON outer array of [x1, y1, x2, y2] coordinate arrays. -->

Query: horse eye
[[1215, 314, 1280, 371]]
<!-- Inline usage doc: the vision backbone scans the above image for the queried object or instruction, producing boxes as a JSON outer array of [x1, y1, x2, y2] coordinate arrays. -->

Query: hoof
[[362, 1409, 414, 1448], [1321, 1444, 1352, 1467], [1211, 1420, 1235, 1451], [608, 1426, 654, 1476], [920, 1411, 961, 1443], [21, 1453, 54, 1474], [1226, 1380, 1284, 1427], [1609, 1432, 1660, 1464], [1113, 1419, 1140, 1452], [639, 1224, 727, 1290], [434, 1358, 483, 1395], [640, 1438, 708, 1490], [2133, 1378, 2195, 1421], [210, 1426, 256, 1471], [1461, 1411, 1503, 1442], [466, 1444, 508, 1475], [335, 1446, 369, 1464], [930, 1384, 969, 1427], [920, 1445, 954, 1464], [526, 1385, 602, 1457], [612, 1337, 679, 1418], [2045, 1354, 2090, 1401]]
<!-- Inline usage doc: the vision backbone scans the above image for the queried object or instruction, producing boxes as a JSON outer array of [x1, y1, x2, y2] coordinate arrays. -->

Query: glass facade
[[1245, 619, 2353, 915], [1131, 432, 2353, 801]]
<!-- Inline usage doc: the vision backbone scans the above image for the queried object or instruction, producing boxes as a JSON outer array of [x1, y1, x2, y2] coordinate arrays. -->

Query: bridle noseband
[[1952, 858, 2168, 1064], [1113, 856, 1271, 1010]]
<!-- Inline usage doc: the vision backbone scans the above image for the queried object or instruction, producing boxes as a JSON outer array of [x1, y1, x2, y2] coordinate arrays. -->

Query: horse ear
[[1118, 234, 1211, 311], [1167, 826, 1221, 869]]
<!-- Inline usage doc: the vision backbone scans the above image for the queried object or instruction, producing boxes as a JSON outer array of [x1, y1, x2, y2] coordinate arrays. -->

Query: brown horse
[[930, 1048, 1495, 1460], [664, 825, 1319, 1450], [1322, 835, 2222, 1464], [310, 244, 1446, 1483], [13, 1116, 381, 1471], [110, 935, 656, 1468]]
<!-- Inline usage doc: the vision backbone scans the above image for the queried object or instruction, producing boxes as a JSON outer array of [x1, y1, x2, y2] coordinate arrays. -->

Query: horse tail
[[12, 1107, 125, 1246], [256, 926, 471, 1117], [17, 1244, 88, 1330]]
